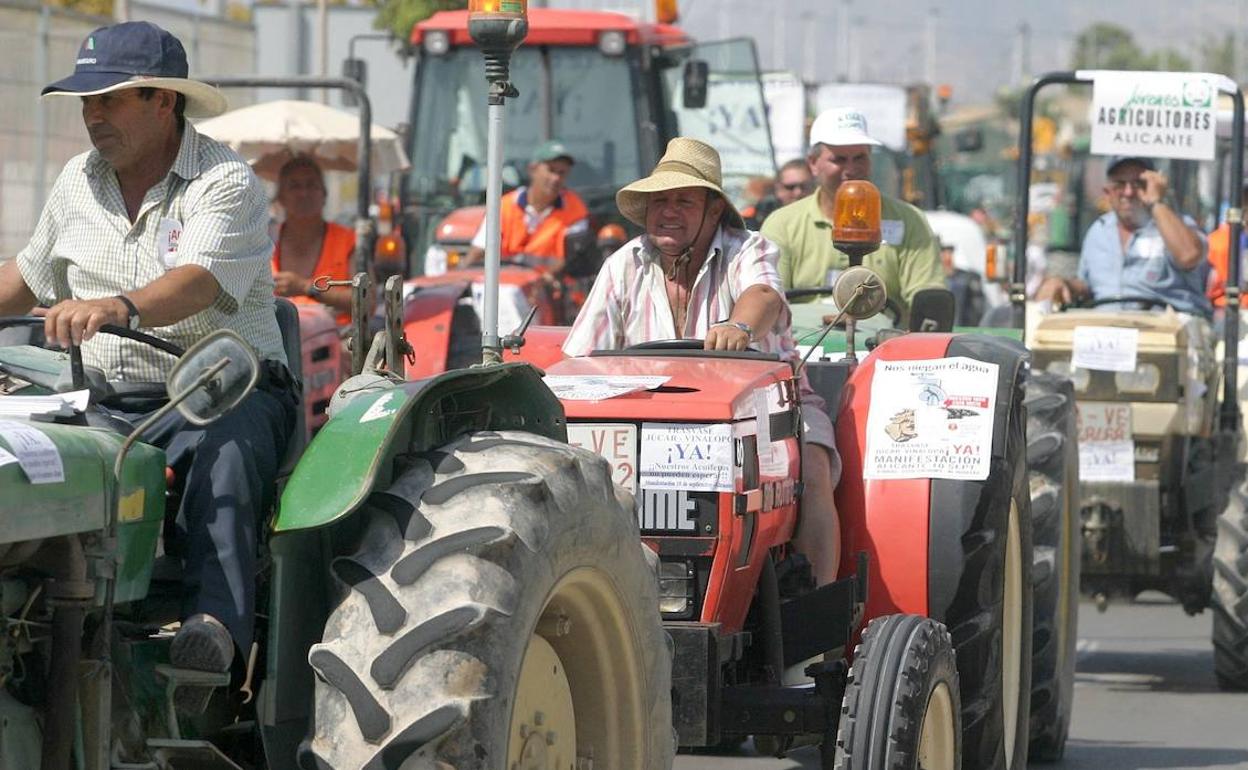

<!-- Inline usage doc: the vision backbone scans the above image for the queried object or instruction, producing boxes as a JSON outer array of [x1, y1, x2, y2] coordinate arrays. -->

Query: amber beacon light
[[832, 179, 882, 266]]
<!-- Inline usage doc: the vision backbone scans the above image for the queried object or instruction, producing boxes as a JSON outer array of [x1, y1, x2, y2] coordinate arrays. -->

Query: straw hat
[[616, 137, 744, 228], [41, 21, 227, 118]]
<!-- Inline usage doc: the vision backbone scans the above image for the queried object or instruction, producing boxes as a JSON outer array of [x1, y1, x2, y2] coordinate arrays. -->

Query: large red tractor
[[506, 270, 1040, 767]]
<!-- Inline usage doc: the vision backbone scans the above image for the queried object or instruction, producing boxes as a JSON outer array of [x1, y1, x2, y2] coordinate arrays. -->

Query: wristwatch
[[713, 320, 754, 340], [115, 294, 141, 330]]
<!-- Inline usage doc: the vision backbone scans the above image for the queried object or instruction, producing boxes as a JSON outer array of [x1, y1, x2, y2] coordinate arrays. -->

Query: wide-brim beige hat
[[616, 137, 745, 229], [44, 76, 228, 118]]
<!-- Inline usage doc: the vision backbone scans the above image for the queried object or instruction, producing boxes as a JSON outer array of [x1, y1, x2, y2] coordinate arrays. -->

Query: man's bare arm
[[1151, 202, 1204, 270], [43, 265, 221, 347], [705, 284, 784, 351], [0, 260, 38, 316]]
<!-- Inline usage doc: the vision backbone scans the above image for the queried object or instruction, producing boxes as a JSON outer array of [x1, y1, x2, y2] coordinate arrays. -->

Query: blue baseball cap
[[41, 22, 227, 118], [1106, 155, 1156, 175]]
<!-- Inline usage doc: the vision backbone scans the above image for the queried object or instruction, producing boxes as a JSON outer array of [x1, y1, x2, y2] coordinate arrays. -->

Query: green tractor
[[0, 13, 672, 770]]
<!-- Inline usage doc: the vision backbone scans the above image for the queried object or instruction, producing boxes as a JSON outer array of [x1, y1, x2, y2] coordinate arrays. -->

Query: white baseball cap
[[809, 106, 882, 148]]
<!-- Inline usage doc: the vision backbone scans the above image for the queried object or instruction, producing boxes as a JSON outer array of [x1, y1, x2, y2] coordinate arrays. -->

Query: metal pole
[[33, 6, 49, 224], [482, 99, 505, 358], [317, 0, 329, 104], [1222, 86, 1244, 433]]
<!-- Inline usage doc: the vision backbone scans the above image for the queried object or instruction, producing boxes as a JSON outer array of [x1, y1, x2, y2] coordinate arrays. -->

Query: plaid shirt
[[563, 226, 797, 359], [16, 124, 285, 382]]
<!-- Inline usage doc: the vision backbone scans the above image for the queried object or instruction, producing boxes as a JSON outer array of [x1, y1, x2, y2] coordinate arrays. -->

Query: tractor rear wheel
[[1023, 371, 1080, 760], [833, 614, 961, 770], [1212, 478, 1248, 690], [298, 431, 673, 769]]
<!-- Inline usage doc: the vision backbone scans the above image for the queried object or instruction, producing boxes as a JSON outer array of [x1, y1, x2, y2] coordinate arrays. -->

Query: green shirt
[[761, 189, 945, 312]]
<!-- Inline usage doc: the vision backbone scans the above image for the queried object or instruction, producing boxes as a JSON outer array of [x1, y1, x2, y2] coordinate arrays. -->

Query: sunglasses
[[1108, 179, 1148, 192]]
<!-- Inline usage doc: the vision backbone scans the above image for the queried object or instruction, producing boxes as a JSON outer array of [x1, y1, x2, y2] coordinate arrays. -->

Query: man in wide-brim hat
[[0, 21, 296, 712], [564, 137, 844, 585]]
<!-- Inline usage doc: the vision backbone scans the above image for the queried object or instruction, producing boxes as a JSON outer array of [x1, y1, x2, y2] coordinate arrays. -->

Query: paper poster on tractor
[[1077, 402, 1135, 482], [863, 358, 1000, 481]]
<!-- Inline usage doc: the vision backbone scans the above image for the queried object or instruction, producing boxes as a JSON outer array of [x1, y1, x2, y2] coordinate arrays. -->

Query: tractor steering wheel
[[1084, 296, 1177, 313], [626, 339, 706, 351], [0, 316, 186, 402]]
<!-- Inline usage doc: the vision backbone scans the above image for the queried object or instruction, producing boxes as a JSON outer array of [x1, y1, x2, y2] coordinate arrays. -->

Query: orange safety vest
[[1207, 222, 1239, 308], [272, 221, 356, 326], [499, 187, 589, 270]]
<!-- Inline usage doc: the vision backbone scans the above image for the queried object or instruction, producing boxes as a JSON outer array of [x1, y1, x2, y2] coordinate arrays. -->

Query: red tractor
[[389, 5, 776, 374], [504, 266, 1041, 768]]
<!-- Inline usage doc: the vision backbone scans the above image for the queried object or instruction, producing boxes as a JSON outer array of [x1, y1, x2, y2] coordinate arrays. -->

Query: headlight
[[423, 244, 448, 277], [1045, 360, 1090, 392], [423, 30, 450, 56], [598, 30, 626, 56], [657, 559, 694, 617], [1114, 363, 1161, 395]]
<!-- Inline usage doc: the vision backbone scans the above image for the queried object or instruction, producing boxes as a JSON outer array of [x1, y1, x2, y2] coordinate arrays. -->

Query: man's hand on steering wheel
[[706, 322, 751, 351], [39, 297, 130, 347]]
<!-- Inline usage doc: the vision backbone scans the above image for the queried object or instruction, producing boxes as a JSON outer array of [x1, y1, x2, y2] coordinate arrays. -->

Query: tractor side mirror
[[832, 266, 888, 321], [167, 330, 260, 426], [682, 59, 709, 109], [908, 287, 956, 333], [562, 230, 604, 279], [341, 58, 368, 107], [954, 127, 983, 153]]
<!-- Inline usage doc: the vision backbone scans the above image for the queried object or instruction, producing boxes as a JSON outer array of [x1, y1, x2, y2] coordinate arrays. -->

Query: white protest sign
[[863, 358, 999, 481], [1071, 326, 1139, 372], [763, 71, 807, 166], [567, 423, 638, 493], [639, 422, 735, 492], [0, 420, 65, 484], [1080, 440, 1135, 482], [543, 375, 670, 402], [1077, 402, 1133, 443], [1088, 70, 1218, 161]]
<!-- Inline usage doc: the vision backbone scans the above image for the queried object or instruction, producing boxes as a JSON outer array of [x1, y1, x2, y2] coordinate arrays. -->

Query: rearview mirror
[[682, 59, 709, 109], [341, 58, 368, 107], [908, 287, 956, 333], [167, 330, 260, 426], [832, 266, 887, 321]]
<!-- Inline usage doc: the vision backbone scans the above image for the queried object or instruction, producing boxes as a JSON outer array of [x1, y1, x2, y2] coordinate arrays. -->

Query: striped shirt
[[562, 226, 797, 360], [16, 124, 285, 382]]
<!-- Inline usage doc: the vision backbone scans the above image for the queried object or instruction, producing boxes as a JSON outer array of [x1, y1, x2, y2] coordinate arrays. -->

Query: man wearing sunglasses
[[1037, 155, 1210, 317]]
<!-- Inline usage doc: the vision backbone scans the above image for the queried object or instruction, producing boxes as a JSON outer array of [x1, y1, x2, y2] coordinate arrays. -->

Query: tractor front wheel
[[833, 614, 962, 770], [298, 431, 673, 769]]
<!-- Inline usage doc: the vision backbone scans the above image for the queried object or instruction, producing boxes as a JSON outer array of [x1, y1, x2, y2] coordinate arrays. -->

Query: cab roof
[[411, 8, 688, 49]]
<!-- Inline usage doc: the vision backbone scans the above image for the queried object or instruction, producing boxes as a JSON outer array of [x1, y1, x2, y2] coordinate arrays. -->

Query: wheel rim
[[918, 681, 958, 770], [508, 566, 649, 768], [509, 636, 577, 770], [1002, 499, 1024, 765]]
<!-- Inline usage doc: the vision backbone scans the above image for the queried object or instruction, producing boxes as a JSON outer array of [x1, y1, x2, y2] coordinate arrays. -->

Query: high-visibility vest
[[272, 220, 356, 326], [499, 188, 589, 270]]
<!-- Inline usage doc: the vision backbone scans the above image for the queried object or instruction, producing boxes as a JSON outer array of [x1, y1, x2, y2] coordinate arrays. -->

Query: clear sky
[[555, 0, 1248, 104]]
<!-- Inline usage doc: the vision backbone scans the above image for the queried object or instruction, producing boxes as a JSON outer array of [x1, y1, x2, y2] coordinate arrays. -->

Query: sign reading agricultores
[[863, 358, 1000, 481], [1086, 70, 1223, 161]]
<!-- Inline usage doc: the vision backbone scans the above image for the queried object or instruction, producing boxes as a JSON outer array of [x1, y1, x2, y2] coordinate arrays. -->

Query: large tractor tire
[[1022, 371, 1080, 760], [940, 384, 1034, 770], [1212, 478, 1248, 690], [833, 614, 961, 770], [298, 431, 673, 769]]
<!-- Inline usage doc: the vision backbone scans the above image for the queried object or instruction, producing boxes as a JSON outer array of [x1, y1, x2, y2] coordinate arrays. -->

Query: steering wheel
[[0, 316, 186, 402], [627, 339, 705, 351], [1083, 296, 1177, 313]]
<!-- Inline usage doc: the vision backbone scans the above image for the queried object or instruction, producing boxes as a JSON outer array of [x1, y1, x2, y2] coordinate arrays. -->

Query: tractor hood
[[1031, 308, 1205, 355]]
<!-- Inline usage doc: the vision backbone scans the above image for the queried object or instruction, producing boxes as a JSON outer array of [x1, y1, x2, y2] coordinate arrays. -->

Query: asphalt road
[[674, 595, 1248, 769]]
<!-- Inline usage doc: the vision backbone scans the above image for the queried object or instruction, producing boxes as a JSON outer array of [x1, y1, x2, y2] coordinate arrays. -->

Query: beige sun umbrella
[[195, 99, 410, 180]]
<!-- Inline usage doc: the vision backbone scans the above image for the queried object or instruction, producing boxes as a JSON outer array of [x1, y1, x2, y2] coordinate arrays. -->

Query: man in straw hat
[[762, 107, 943, 323], [0, 21, 297, 710], [564, 137, 844, 584]]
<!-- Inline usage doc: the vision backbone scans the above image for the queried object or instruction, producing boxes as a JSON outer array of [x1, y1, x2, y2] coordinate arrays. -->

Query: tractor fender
[[274, 362, 565, 533], [836, 333, 1028, 622]]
